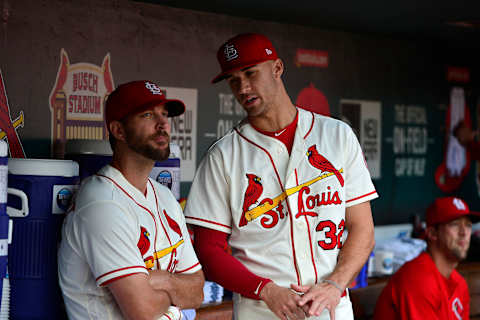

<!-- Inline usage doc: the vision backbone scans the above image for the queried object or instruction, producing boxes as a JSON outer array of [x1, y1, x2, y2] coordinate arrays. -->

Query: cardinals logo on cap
[[224, 44, 239, 62], [145, 81, 163, 95], [453, 198, 467, 211]]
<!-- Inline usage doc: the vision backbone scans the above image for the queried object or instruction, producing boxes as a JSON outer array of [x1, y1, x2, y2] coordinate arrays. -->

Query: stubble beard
[[125, 127, 170, 162], [449, 243, 469, 261]]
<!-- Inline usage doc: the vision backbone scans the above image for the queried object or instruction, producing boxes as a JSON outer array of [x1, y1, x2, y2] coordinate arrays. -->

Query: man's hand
[[149, 269, 204, 309], [291, 282, 342, 320], [259, 282, 307, 320]]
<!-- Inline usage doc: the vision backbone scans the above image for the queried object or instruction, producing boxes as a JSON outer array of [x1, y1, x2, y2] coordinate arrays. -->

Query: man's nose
[[459, 223, 470, 236], [238, 78, 251, 94], [155, 113, 168, 129]]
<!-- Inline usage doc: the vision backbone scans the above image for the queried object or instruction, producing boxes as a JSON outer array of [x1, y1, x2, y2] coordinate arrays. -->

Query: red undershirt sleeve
[[193, 226, 272, 300]]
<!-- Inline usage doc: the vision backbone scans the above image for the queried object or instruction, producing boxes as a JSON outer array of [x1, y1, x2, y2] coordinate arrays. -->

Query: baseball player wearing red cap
[[58, 80, 204, 320], [374, 197, 478, 320], [185, 33, 378, 320]]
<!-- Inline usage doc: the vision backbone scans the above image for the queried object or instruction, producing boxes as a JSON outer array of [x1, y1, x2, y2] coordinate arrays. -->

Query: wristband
[[255, 278, 272, 299], [322, 279, 343, 294]]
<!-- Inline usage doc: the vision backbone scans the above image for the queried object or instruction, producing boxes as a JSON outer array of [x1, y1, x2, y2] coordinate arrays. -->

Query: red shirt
[[374, 252, 470, 320]]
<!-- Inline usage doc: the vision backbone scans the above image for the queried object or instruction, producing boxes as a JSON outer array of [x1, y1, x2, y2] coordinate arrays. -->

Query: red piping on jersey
[[96, 265, 147, 283], [157, 211, 173, 245], [346, 190, 377, 203], [149, 180, 164, 269], [100, 272, 146, 287], [157, 210, 176, 270], [185, 216, 232, 229], [235, 127, 301, 286], [164, 314, 172, 320], [303, 111, 315, 139], [151, 180, 172, 245], [175, 262, 200, 274], [295, 169, 318, 284], [96, 174, 159, 268]]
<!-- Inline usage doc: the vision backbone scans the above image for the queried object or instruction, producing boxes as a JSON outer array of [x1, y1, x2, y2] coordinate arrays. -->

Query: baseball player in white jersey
[[58, 80, 204, 320], [184, 33, 378, 320]]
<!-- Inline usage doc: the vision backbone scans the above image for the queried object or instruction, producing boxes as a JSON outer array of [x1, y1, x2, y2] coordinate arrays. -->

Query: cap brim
[[211, 60, 269, 84], [165, 99, 185, 117], [429, 211, 480, 226], [469, 211, 480, 224]]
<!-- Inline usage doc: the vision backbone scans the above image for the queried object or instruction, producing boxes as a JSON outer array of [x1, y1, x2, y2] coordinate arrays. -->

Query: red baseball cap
[[426, 197, 480, 226], [211, 33, 278, 84], [105, 80, 185, 128]]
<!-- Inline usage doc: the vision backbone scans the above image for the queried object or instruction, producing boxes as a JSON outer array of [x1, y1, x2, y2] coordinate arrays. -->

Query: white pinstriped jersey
[[58, 165, 201, 320], [185, 108, 378, 319]]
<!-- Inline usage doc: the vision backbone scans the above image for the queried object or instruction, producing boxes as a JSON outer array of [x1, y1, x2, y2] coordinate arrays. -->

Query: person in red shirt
[[374, 197, 479, 320]]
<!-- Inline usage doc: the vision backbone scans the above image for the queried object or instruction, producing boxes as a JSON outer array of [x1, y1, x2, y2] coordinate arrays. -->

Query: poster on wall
[[0, 69, 25, 158], [162, 86, 197, 182], [392, 104, 429, 179], [49, 48, 114, 157], [340, 99, 382, 179], [204, 92, 246, 140]]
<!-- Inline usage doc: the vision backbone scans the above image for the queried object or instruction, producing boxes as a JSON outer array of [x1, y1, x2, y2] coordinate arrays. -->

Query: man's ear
[[426, 226, 438, 242], [272, 58, 284, 78], [109, 121, 126, 142]]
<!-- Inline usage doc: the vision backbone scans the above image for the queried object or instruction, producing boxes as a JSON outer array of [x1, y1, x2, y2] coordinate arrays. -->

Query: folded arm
[[148, 269, 205, 309], [108, 273, 172, 320]]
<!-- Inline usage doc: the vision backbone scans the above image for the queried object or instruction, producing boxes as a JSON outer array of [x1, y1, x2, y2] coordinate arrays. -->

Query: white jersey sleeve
[[185, 147, 233, 234], [342, 124, 378, 206], [71, 200, 148, 286]]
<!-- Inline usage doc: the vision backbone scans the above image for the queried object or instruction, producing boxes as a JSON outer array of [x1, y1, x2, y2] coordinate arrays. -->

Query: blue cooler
[[7, 159, 79, 320], [0, 141, 9, 319], [65, 139, 112, 182], [66, 140, 181, 199]]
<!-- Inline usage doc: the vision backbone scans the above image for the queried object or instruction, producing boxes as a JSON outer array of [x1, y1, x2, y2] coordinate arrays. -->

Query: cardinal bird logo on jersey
[[307, 145, 344, 187], [137, 226, 151, 256], [239, 174, 264, 227]]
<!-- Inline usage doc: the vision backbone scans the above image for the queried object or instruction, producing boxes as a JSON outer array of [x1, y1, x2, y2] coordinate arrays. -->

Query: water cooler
[[0, 141, 9, 319], [65, 139, 113, 182], [7, 159, 79, 319]]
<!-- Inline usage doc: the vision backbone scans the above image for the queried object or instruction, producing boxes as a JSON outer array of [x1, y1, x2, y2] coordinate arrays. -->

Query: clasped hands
[[260, 281, 342, 320]]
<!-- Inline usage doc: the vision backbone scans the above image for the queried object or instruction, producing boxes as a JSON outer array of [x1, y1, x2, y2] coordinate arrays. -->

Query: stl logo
[[224, 44, 238, 61], [453, 198, 467, 211], [145, 82, 162, 95]]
